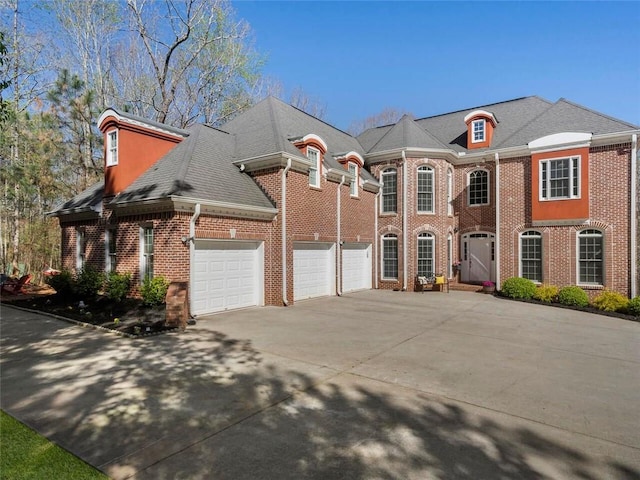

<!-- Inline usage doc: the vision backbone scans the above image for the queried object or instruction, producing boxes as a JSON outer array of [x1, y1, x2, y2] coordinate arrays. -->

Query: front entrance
[[460, 232, 495, 284]]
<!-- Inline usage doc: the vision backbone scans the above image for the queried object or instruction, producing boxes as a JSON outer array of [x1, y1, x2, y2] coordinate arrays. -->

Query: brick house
[[50, 96, 639, 315]]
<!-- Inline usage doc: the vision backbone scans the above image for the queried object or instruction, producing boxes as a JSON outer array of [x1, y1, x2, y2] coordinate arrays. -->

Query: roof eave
[[171, 196, 278, 221], [233, 152, 310, 174]]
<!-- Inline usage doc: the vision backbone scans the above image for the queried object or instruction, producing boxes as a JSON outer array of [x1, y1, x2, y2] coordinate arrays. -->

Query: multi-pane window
[[308, 147, 320, 187], [106, 130, 118, 166], [417, 233, 434, 277], [348, 161, 358, 197], [141, 226, 154, 281], [76, 228, 86, 270], [417, 166, 434, 213], [578, 229, 603, 285], [382, 234, 398, 279], [472, 119, 485, 143], [105, 229, 117, 273], [447, 168, 453, 216], [540, 156, 580, 200], [520, 231, 542, 282], [381, 169, 397, 213], [468, 169, 489, 205]]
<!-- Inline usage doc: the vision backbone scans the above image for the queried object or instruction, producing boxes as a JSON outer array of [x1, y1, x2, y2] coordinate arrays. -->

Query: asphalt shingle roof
[[368, 114, 448, 153], [50, 180, 104, 216]]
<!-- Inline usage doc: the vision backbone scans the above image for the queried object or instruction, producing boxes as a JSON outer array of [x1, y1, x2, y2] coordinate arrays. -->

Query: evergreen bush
[[628, 296, 640, 316], [500, 277, 537, 299], [105, 272, 131, 302], [74, 265, 105, 299], [140, 276, 170, 306], [532, 284, 559, 303], [592, 290, 629, 312], [46, 270, 75, 299], [557, 286, 589, 307]]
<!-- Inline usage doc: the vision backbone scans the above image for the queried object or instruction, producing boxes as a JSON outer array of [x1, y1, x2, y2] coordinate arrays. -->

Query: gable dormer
[[464, 110, 498, 150], [98, 109, 188, 196], [291, 134, 328, 188]]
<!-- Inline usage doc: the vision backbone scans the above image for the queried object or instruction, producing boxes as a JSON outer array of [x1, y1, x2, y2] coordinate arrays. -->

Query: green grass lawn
[[0, 410, 108, 480]]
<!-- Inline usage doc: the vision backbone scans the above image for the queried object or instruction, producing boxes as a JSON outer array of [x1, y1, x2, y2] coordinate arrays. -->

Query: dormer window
[[348, 161, 358, 196], [307, 147, 320, 187], [472, 119, 485, 143], [106, 130, 118, 166]]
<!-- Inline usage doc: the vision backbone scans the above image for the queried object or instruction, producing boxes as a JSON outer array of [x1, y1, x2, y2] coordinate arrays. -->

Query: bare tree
[[347, 107, 411, 136]]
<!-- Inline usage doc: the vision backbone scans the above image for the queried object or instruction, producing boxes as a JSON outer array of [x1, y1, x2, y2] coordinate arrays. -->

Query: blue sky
[[234, 1, 640, 131]]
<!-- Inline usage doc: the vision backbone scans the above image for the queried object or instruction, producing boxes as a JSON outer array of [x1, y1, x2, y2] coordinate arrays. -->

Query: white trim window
[[348, 161, 358, 197], [447, 168, 453, 216], [468, 169, 489, 206], [382, 234, 398, 280], [472, 119, 485, 143], [381, 168, 397, 213], [76, 228, 86, 271], [520, 231, 542, 282], [578, 229, 603, 285], [308, 147, 320, 187], [417, 232, 435, 277], [417, 165, 434, 213], [105, 228, 117, 273], [140, 225, 154, 281], [106, 130, 118, 166], [540, 156, 580, 200]]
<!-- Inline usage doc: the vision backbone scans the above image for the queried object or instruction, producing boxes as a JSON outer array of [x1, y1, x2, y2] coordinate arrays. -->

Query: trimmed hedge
[[557, 286, 589, 307], [140, 276, 170, 306], [592, 290, 629, 312], [532, 284, 559, 303], [500, 277, 537, 300], [628, 296, 640, 316]]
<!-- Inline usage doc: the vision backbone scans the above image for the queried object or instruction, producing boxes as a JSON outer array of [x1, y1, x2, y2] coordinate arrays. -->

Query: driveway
[[1, 290, 639, 479]]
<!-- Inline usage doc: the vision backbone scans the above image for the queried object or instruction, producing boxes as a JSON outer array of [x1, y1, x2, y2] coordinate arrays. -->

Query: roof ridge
[[174, 125, 202, 184], [266, 97, 286, 152], [557, 97, 640, 129], [492, 100, 556, 149], [415, 96, 552, 122]]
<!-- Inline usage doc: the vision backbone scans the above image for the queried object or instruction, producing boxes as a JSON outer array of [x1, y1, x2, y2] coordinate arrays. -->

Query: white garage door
[[293, 242, 335, 301], [192, 240, 263, 316], [342, 243, 372, 293]]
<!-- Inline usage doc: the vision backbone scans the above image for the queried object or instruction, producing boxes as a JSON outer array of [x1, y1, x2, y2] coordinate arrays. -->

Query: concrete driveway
[[1, 290, 639, 479]]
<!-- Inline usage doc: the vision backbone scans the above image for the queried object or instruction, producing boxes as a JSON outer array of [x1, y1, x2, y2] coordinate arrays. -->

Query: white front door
[[293, 242, 336, 301], [192, 240, 263, 316], [461, 233, 495, 284], [342, 243, 372, 293]]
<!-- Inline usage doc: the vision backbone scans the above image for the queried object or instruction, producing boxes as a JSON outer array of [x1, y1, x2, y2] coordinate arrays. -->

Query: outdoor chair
[[1, 274, 32, 295]]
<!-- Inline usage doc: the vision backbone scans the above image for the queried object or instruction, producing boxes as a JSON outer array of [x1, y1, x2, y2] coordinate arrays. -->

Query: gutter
[[631, 134, 638, 297], [336, 175, 346, 296], [189, 203, 201, 315], [374, 188, 380, 289], [402, 150, 408, 290], [281, 158, 292, 306], [495, 152, 501, 288]]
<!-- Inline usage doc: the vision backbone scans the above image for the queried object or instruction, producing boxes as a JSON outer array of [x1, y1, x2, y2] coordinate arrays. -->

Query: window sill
[[467, 203, 490, 208], [417, 211, 435, 216], [539, 196, 581, 202], [577, 284, 605, 290], [379, 212, 398, 217], [309, 185, 322, 191]]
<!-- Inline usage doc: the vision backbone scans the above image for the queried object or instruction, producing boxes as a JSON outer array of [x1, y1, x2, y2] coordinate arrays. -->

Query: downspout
[[402, 150, 408, 290], [189, 203, 201, 315], [495, 152, 500, 289], [336, 175, 346, 296], [375, 188, 380, 289], [281, 158, 292, 306], [631, 134, 637, 297]]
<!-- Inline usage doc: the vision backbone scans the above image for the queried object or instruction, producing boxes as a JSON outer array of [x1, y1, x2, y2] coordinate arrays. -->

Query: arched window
[[578, 229, 603, 285], [417, 233, 435, 277], [520, 231, 542, 282], [417, 166, 434, 213], [382, 234, 398, 279], [468, 169, 489, 206], [381, 168, 397, 213]]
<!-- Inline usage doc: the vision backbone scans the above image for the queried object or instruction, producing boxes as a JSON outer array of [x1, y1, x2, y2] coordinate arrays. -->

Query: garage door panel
[[192, 241, 263, 316], [293, 243, 335, 301], [342, 243, 372, 293]]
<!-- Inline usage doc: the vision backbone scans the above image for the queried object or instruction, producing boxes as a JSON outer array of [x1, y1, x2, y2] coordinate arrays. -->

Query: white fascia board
[[363, 179, 381, 193], [366, 148, 457, 163], [326, 167, 356, 184], [172, 197, 278, 221], [97, 108, 188, 138], [591, 129, 640, 147], [463, 110, 498, 125], [233, 152, 310, 173]]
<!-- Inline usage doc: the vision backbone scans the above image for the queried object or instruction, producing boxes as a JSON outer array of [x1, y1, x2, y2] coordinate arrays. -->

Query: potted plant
[[452, 260, 461, 274], [482, 281, 495, 294]]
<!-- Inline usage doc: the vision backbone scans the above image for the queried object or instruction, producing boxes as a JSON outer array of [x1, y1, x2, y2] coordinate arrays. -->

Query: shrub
[[105, 272, 131, 302], [74, 265, 105, 299], [46, 270, 75, 299], [533, 284, 559, 303], [500, 277, 537, 299], [628, 296, 640, 316], [557, 286, 589, 307], [592, 290, 629, 312], [140, 276, 170, 306]]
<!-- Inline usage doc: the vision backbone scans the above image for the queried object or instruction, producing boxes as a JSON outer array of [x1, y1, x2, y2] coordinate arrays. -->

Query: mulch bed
[[2, 291, 178, 337]]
